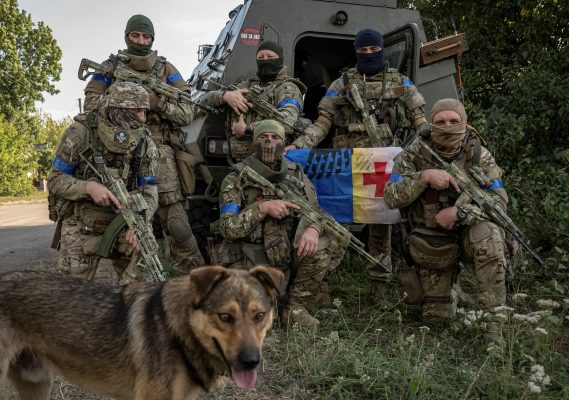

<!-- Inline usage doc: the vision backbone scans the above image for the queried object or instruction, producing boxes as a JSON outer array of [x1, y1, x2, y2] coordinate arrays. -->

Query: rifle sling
[[96, 213, 127, 257]]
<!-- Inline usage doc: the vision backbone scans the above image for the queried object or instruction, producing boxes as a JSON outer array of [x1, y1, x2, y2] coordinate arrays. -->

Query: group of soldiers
[[48, 14, 511, 339]]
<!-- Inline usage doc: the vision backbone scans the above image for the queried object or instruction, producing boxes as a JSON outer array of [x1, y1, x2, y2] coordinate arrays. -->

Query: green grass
[[264, 254, 569, 399], [0, 191, 48, 204]]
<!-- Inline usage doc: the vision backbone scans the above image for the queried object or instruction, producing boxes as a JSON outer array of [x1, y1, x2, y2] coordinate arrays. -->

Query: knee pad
[[468, 222, 506, 262], [167, 216, 192, 242]]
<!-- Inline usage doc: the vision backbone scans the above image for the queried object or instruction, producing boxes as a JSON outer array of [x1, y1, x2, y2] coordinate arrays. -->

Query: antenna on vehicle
[[422, 18, 438, 40], [451, 17, 458, 36]]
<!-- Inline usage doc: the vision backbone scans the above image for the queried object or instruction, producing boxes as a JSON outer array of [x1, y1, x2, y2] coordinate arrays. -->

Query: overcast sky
[[18, 0, 240, 120]]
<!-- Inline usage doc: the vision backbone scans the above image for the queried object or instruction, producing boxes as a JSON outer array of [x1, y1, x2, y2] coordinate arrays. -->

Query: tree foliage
[[0, 0, 62, 120], [0, 116, 35, 196], [401, 0, 569, 253]]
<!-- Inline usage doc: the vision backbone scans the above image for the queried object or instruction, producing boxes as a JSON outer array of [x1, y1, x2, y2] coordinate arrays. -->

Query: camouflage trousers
[[366, 224, 392, 282], [418, 222, 507, 322], [222, 234, 345, 311], [156, 143, 204, 273], [57, 216, 146, 281]]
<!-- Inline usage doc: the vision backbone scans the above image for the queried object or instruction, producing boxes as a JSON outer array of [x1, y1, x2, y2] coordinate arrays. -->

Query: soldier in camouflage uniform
[[288, 29, 429, 305], [83, 14, 204, 273], [383, 98, 508, 340], [217, 120, 340, 327], [202, 40, 306, 163], [48, 82, 158, 281]]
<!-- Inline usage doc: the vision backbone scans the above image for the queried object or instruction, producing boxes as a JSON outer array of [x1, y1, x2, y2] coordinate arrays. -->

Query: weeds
[[267, 256, 569, 399]]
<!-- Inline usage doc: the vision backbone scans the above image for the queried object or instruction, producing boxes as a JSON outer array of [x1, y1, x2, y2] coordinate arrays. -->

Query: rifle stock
[[78, 57, 217, 114], [236, 165, 392, 276]]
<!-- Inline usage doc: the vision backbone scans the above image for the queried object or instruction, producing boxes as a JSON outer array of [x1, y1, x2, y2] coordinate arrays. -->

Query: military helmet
[[105, 81, 150, 110]]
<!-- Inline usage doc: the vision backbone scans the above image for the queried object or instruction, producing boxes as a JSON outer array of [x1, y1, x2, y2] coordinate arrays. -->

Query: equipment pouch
[[263, 218, 291, 267], [242, 242, 270, 269], [77, 203, 116, 234], [175, 149, 198, 196], [217, 239, 244, 267], [48, 191, 73, 222], [409, 229, 459, 271], [378, 123, 393, 145]]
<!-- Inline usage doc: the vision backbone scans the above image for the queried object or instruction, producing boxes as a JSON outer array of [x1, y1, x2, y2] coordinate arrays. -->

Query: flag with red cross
[[285, 147, 402, 224]]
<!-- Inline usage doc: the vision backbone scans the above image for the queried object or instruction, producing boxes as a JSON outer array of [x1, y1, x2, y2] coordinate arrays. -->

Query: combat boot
[[484, 321, 502, 343], [282, 304, 320, 328], [368, 280, 393, 308]]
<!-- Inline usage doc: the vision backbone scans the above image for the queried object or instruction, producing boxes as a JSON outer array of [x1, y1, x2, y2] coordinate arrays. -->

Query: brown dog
[[0, 266, 284, 400]]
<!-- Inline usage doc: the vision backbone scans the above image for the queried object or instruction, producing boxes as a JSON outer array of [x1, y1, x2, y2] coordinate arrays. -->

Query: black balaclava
[[124, 14, 155, 56], [354, 28, 384, 76], [256, 41, 284, 83]]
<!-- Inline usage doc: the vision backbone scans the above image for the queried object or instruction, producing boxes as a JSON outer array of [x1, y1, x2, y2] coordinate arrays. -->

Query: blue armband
[[91, 73, 111, 86], [483, 179, 505, 191], [137, 176, 158, 187], [388, 173, 404, 183], [220, 203, 240, 215], [278, 98, 302, 111], [166, 72, 183, 85], [52, 156, 76, 175]]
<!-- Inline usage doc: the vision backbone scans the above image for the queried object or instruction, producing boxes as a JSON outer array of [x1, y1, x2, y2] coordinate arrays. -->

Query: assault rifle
[[78, 55, 217, 114], [407, 136, 544, 266], [203, 77, 304, 135], [80, 154, 166, 282], [344, 83, 392, 147], [236, 165, 392, 276]]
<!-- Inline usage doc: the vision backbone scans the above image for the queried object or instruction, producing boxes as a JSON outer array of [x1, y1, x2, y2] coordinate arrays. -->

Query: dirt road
[[0, 201, 57, 273]]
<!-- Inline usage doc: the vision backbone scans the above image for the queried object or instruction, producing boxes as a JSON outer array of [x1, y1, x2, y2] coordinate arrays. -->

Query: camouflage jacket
[[218, 156, 320, 244], [383, 133, 508, 229], [83, 50, 193, 145], [293, 67, 426, 149], [202, 66, 306, 135], [48, 112, 159, 223]]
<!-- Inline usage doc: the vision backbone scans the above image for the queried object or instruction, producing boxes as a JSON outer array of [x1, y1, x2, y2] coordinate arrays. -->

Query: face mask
[[254, 136, 284, 166], [356, 51, 384, 76], [431, 122, 467, 158], [256, 58, 283, 82], [97, 114, 146, 155], [125, 36, 153, 56]]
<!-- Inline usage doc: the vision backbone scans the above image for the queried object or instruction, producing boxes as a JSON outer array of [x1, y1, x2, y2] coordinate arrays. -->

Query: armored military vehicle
[[181, 0, 467, 256]]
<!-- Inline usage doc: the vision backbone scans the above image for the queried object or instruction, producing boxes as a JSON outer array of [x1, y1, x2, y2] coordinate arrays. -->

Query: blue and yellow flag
[[285, 148, 402, 224]]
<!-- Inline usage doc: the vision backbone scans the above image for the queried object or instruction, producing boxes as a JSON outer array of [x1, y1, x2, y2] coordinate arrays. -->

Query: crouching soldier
[[384, 99, 509, 341], [48, 81, 158, 282], [217, 120, 342, 327]]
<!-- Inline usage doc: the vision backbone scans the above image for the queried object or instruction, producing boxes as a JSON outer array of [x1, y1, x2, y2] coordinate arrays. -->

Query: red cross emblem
[[362, 161, 390, 198]]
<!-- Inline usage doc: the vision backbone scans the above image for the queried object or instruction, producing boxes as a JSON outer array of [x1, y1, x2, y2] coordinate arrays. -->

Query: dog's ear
[[189, 266, 230, 307], [249, 265, 286, 299]]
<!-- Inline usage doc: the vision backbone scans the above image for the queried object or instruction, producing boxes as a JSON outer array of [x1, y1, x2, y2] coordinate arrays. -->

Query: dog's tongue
[[231, 367, 257, 390]]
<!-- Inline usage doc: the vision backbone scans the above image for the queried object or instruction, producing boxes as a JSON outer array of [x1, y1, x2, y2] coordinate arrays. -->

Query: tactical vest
[[230, 68, 306, 127], [48, 112, 150, 228], [334, 67, 410, 137], [407, 130, 482, 229], [108, 51, 184, 147]]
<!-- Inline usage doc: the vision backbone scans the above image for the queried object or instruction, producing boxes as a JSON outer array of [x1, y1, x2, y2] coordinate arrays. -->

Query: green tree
[[0, 0, 62, 120], [0, 116, 35, 196], [401, 0, 569, 252], [29, 112, 71, 179]]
